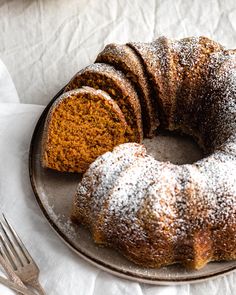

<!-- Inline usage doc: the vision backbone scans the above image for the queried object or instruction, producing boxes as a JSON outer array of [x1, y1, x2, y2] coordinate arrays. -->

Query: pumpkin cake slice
[[128, 37, 173, 128], [42, 87, 128, 173], [64, 63, 143, 143], [96, 43, 159, 138]]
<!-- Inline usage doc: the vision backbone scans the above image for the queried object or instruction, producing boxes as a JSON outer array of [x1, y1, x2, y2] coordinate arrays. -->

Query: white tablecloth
[[1, 0, 236, 106], [0, 1, 235, 294]]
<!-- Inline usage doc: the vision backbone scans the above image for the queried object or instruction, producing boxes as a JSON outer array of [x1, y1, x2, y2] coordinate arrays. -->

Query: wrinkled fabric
[[0, 0, 235, 294], [1, 0, 236, 105], [0, 59, 18, 103]]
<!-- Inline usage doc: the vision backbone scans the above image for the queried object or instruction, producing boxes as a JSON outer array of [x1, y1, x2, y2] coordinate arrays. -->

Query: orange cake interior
[[42, 87, 128, 173]]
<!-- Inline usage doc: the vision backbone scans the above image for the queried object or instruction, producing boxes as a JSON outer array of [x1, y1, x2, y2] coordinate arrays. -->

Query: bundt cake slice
[[138, 163, 181, 268], [99, 156, 175, 267], [42, 87, 129, 173], [197, 50, 236, 152], [64, 63, 143, 143], [96, 43, 159, 138], [128, 37, 175, 128], [171, 36, 223, 138], [171, 164, 214, 269]]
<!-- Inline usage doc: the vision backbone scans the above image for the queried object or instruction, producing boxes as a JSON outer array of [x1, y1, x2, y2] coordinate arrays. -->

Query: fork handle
[[28, 280, 46, 295]]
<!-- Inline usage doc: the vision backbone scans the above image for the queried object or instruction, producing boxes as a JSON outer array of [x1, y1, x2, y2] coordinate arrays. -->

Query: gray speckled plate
[[29, 89, 236, 285]]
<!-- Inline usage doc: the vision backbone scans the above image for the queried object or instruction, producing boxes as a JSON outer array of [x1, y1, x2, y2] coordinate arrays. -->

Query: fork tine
[[0, 244, 13, 267], [0, 220, 25, 267], [0, 234, 19, 270], [2, 214, 32, 264]]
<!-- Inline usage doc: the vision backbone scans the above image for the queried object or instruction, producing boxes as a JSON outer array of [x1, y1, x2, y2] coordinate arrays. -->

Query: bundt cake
[[95, 43, 159, 137], [42, 87, 129, 173], [64, 63, 143, 142], [70, 37, 236, 269]]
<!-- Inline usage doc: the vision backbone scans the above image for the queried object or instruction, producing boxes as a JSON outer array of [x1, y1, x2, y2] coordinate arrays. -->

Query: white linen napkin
[[0, 58, 235, 295]]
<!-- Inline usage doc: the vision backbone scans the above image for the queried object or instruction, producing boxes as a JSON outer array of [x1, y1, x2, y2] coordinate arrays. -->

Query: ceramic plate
[[29, 88, 236, 285]]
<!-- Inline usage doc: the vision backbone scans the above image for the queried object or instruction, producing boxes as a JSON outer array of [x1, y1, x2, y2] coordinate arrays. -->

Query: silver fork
[[0, 214, 46, 295]]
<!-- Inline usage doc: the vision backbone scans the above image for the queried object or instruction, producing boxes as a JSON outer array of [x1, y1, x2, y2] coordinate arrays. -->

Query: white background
[[1, 0, 236, 106]]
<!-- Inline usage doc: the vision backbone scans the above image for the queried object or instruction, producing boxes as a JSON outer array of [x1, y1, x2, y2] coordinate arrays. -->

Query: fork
[[0, 214, 46, 295], [0, 251, 35, 295]]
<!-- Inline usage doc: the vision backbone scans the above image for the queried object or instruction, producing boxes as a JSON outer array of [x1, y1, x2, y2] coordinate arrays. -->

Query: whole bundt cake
[[70, 37, 236, 269]]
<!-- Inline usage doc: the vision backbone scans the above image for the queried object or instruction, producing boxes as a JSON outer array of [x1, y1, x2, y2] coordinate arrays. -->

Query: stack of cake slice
[[42, 41, 161, 173]]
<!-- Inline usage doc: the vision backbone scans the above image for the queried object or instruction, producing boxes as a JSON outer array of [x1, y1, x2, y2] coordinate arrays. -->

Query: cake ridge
[[96, 42, 160, 137]]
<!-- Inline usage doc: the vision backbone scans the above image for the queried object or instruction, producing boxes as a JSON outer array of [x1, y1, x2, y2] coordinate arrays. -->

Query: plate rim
[[28, 87, 236, 285]]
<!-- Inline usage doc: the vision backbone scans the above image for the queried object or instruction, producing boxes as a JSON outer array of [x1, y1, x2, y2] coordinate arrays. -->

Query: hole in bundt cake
[[143, 130, 203, 165]]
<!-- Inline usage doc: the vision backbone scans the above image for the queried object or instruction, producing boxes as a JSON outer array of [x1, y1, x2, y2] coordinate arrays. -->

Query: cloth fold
[[0, 60, 19, 104]]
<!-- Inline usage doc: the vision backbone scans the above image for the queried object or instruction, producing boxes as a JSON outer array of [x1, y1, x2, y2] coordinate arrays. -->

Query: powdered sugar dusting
[[73, 37, 236, 267], [172, 37, 200, 68], [40, 190, 77, 239], [198, 51, 236, 152], [74, 143, 146, 223]]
